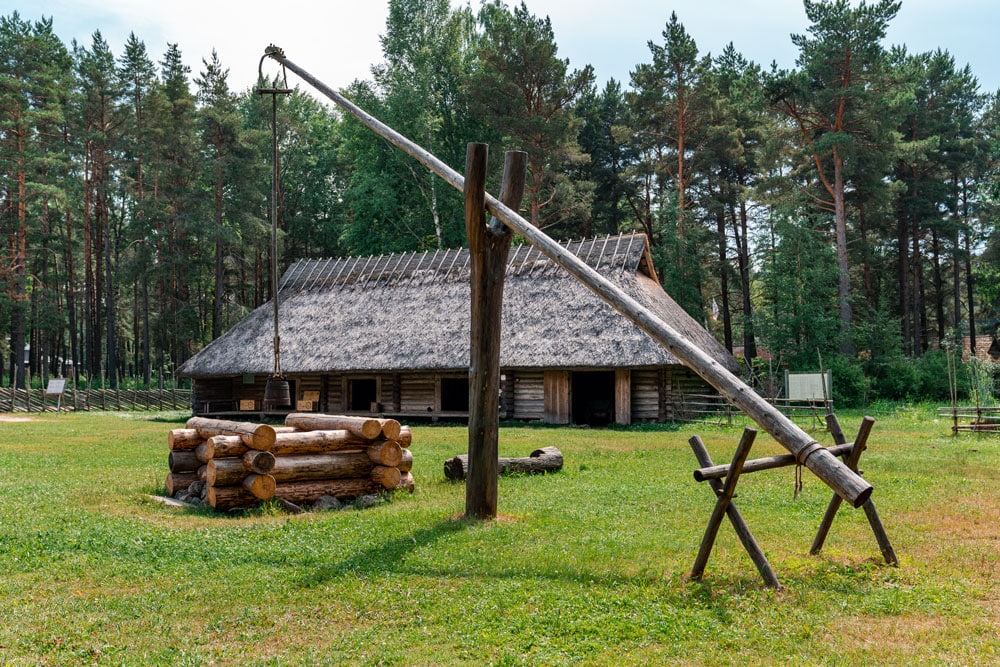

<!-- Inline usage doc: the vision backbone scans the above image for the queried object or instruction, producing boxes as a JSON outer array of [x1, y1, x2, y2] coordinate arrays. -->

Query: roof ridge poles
[[264, 45, 872, 508]]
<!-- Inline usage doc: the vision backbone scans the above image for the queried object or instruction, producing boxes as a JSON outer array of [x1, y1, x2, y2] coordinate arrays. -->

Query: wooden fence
[[673, 394, 834, 428], [0, 387, 191, 413], [937, 405, 1000, 434]]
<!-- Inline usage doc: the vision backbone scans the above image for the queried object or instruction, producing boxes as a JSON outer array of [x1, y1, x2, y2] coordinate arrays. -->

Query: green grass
[[0, 407, 998, 665]]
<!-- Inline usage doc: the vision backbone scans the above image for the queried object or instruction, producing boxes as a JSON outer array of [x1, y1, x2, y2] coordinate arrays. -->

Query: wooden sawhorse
[[689, 414, 897, 588]]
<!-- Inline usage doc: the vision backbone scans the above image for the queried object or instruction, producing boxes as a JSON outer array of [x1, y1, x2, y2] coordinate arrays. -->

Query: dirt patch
[[0, 415, 37, 422]]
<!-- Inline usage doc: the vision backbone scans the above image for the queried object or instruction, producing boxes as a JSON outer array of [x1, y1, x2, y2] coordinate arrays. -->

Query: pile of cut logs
[[165, 413, 414, 511]]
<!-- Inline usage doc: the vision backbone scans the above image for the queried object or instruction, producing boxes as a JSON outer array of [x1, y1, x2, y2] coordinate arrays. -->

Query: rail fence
[[937, 405, 1000, 434], [0, 387, 191, 413], [673, 394, 834, 428]]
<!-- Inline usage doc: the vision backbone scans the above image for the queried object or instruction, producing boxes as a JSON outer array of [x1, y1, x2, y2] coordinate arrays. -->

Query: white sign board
[[785, 371, 832, 401], [45, 378, 66, 395]]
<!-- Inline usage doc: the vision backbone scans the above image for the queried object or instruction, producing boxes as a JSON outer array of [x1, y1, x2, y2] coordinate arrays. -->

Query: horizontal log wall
[[400, 375, 436, 414], [188, 366, 746, 424], [379, 376, 397, 412], [631, 369, 660, 422], [324, 375, 345, 412], [512, 370, 545, 421]]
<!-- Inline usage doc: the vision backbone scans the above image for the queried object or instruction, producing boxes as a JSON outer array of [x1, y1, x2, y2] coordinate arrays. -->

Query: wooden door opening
[[571, 371, 615, 426], [349, 378, 377, 411], [441, 376, 470, 412]]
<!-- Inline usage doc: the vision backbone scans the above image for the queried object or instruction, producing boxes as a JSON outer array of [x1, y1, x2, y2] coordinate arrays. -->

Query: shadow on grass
[[293, 513, 777, 605], [296, 515, 471, 587]]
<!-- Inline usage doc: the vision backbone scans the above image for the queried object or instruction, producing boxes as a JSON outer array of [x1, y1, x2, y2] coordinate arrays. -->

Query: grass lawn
[[0, 406, 997, 665]]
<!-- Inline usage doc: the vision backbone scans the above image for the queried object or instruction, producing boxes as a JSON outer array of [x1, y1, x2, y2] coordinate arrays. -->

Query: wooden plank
[[543, 371, 570, 424], [615, 369, 631, 425]]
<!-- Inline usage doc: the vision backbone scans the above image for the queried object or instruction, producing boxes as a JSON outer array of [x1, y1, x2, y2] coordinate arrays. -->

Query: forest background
[[2, 0, 999, 406]]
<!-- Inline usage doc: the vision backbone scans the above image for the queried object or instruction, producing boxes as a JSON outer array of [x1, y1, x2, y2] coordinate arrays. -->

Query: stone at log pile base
[[313, 495, 342, 511], [173, 480, 207, 506]]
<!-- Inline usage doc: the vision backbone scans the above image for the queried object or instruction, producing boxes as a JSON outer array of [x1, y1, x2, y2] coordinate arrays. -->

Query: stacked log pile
[[166, 414, 414, 511]]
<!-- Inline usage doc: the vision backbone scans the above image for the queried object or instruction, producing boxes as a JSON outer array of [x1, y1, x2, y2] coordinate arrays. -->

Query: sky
[[8, 0, 1000, 98]]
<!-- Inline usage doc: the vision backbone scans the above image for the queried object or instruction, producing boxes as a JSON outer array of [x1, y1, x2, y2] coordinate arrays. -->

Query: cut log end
[[371, 465, 402, 489]]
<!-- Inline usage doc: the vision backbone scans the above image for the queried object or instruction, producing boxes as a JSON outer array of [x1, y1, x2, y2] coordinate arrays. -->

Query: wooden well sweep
[[264, 46, 873, 516]]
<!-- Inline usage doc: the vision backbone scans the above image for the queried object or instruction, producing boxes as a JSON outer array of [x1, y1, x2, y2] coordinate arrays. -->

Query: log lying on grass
[[443, 446, 563, 480]]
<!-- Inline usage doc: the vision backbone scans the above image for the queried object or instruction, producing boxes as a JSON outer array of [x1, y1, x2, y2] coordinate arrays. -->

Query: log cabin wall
[[663, 367, 715, 421], [379, 376, 398, 413], [293, 375, 322, 410], [400, 375, 436, 414], [631, 369, 661, 422], [512, 370, 545, 421], [500, 373, 515, 419], [324, 374, 345, 412], [191, 377, 238, 413], [191, 364, 721, 424]]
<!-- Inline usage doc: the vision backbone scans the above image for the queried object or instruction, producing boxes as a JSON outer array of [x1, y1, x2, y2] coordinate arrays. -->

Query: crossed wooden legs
[[689, 416, 897, 588], [810, 414, 898, 565]]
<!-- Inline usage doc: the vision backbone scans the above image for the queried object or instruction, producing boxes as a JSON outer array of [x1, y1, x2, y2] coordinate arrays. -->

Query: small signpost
[[45, 378, 66, 413]]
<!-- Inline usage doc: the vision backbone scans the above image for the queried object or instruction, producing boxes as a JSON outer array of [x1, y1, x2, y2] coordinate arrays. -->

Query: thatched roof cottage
[[177, 233, 738, 425]]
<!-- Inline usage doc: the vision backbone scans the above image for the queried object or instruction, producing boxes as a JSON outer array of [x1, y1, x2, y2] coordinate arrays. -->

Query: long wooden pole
[[265, 46, 873, 509]]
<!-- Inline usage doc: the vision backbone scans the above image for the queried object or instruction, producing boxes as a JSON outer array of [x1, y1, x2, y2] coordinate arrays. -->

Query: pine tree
[[0, 13, 73, 388], [469, 1, 594, 235], [117, 31, 158, 383], [769, 0, 902, 354], [627, 11, 716, 319]]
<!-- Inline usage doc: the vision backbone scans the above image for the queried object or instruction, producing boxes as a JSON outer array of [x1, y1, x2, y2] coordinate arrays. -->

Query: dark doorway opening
[[349, 378, 377, 411], [440, 377, 469, 412], [571, 371, 615, 426]]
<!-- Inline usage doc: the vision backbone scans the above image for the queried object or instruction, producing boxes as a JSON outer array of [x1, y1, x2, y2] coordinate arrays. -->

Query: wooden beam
[[811, 415, 898, 565], [690, 428, 756, 582]]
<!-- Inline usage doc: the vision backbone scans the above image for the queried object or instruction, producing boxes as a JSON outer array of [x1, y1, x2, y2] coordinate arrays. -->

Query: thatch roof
[[177, 233, 737, 378]]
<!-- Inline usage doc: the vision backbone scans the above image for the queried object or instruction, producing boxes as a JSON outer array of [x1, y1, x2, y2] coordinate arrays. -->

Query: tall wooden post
[[465, 145, 527, 519]]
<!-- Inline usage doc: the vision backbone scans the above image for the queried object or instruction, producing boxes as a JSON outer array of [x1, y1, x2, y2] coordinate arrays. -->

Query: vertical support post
[[465, 146, 527, 519]]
